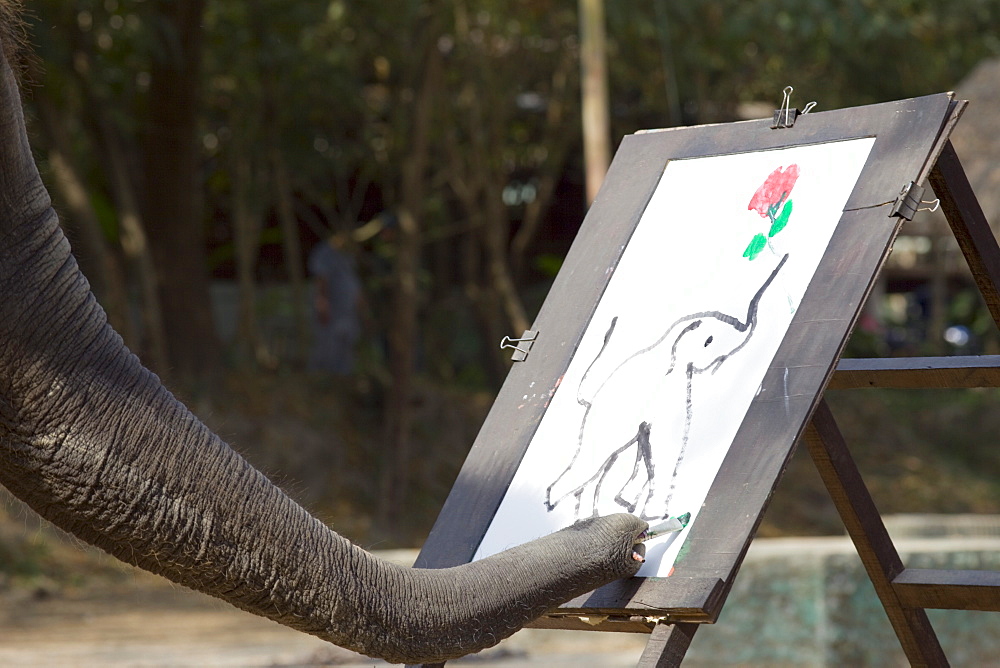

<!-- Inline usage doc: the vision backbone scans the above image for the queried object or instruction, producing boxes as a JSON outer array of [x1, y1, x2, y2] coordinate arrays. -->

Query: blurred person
[[308, 233, 362, 374]]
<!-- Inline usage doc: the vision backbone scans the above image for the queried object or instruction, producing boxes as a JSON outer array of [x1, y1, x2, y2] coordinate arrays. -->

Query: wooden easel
[[792, 138, 1000, 668], [637, 138, 1000, 668], [411, 96, 1000, 668]]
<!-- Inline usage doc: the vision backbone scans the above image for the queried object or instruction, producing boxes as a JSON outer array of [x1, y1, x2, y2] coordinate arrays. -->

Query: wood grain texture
[[893, 568, 1000, 612], [914, 100, 968, 186], [544, 577, 726, 622], [830, 355, 1000, 389], [636, 623, 699, 668], [527, 615, 656, 633], [806, 401, 948, 667]]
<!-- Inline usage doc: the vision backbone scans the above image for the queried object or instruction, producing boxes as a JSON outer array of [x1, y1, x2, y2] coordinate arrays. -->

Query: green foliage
[[11, 0, 1000, 559], [608, 0, 1000, 129], [23, 0, 1000, 382]]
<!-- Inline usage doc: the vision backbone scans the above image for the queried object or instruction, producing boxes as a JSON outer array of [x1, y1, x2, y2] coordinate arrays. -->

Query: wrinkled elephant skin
[[0, 15, 644, 665]]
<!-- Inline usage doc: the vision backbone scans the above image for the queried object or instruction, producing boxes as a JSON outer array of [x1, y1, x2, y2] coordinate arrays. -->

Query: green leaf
[[743, 233, 767, 260], [769, 199, 793, 237]]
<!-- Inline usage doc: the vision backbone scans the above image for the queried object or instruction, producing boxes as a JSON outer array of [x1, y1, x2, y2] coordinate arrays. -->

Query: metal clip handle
[[917, 198, 940, 213], [771, 86, 818, 129], [500, 330, 537, 362]]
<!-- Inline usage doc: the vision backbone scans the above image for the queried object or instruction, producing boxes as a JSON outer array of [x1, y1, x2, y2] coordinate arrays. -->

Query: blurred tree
[[607, 0, 1000, 130], [204, 0, 271, 368], [371, 4, 444, 525], [578, 0, 610, 204], [15, 0, 1000, 550], [27, 0, 171, 373], [142, 0, 217, 376], [442, 1, 584, 381], [19, 0, 1000, 528], [201, 0, 381, 366]]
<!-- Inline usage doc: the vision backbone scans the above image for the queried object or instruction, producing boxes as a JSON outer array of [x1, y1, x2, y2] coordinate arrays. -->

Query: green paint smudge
[[769, 199, 793, 237], [675, 535, 692, 563], [743, 233, 767, 260]]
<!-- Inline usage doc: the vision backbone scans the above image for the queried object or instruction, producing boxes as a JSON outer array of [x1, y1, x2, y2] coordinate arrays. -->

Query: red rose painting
[[744, 164, 800, 261], [748, 165, 800, 218]]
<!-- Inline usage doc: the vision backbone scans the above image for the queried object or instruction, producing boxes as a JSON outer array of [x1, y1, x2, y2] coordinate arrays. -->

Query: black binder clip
[[890, 181, 940, 220], [771, 86, 816, 129], [500, 330, 537, 362]]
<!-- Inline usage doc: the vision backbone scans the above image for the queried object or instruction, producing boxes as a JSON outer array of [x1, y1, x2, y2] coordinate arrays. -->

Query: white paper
[[475, 138, 876, 576]]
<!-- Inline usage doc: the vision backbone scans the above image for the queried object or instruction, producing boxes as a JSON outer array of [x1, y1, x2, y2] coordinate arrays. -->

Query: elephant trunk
[[0, 222, 643, 661], [0, 52, 645, 664]]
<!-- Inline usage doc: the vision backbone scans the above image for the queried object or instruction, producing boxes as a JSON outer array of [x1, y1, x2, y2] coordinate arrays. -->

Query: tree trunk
[[142, 0, 218, 376], [510, 51, 579, 282], [258, 43, 308, 366], [102, 122, 171, 377], [379, 16, 444, 527], [271, 149, 309, 365], [927, 234, 949, 354], [579, 0, 611, 205], [484, 187, 530, 335], [231, 144, 264, 367]]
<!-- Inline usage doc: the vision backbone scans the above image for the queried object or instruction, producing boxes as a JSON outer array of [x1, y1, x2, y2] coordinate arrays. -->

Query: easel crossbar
[[831, 355, 1000, 389], [894, 569, 1000, 612]]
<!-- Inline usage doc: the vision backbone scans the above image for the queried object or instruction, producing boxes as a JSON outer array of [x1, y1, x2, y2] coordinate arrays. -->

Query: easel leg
[[806, 399, 948, 667], [636, 622, 698, 668], [928, 139, 1000, 328]]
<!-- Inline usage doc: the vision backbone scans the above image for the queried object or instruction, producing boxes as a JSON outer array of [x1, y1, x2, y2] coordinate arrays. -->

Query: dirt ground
[[0, 557, 648, 668], [0, 575, 336, 667]]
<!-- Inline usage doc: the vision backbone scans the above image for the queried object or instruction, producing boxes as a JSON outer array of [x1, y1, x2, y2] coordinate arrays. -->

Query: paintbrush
[[631, 512, 693, 562], [638, 512, 691, 542]]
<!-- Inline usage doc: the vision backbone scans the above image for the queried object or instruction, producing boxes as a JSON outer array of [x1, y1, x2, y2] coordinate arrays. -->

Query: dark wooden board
[[637, 623, 699, 668], [914, 99, 968, 186], [893, 568, 1000, 612], [527, 615, 657, 634], [526, 576, 726, 627], [414, 94, 959, 626], [831, 355, 1000, 389]]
